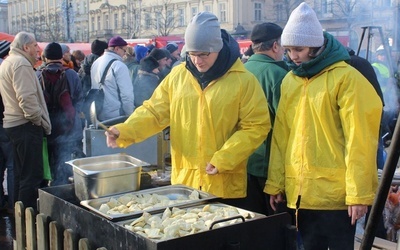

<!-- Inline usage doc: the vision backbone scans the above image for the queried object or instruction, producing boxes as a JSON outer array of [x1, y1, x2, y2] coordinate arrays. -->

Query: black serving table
[[38, 184, 296, 250]]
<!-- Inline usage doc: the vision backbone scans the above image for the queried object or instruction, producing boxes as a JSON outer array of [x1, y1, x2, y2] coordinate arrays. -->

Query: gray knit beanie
[[281, 2, 324, 47], [184, 12, 223, 52]]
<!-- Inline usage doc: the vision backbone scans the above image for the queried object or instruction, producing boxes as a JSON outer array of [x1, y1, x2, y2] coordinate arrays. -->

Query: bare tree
[[148, 0, 180, 37], [276, 0, 303, 21], [331, 0, 359, 30]]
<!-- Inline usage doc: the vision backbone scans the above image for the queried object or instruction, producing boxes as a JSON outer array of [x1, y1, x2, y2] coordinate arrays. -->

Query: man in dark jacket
[[133, 56, 160, 107], [242, 22, 288, 215], [79, 39, 108, 96], [38, 42, 84, 186]]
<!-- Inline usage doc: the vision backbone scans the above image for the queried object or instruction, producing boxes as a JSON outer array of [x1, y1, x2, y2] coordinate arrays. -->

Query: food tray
[[67, 153, 149, 201], [80, 184, 217, 221], [116, 202, 266, 242]]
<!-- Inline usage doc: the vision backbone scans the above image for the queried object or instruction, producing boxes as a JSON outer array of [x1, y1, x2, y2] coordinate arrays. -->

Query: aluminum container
[[116, 202, 266, 242], [66, 153, 150, 201], [80, 184, 217, 221]]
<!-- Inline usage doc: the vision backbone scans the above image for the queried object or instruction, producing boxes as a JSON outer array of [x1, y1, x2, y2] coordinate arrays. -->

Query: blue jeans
[[0, 125, 14, 209], [5, 122, 43, 211]]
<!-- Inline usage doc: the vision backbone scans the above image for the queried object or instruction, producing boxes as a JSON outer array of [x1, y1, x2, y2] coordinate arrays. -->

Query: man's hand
[[269, 193, 284, 211], [348, 205, 368, 225], [105, 126, 120, 148], [205, 162, 218, 175]]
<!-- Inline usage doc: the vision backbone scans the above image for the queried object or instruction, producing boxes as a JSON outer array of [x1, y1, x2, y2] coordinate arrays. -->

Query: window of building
[[28, 2, 33, 13], [145, 13, 151, 30], [191, 6, 198, 17], [219, 3, 226, 22], [97, 16, 101, 30], [91, 16, 95, 32], [48, 0, 53, 8], [114, 13, 118, 29], [254, 2, 262, 21], [178, 8, 185, 27], [122, 12, 126, 28], [204, 5, 211, 12], [167, 9, 173, 27], [76, 2, 80, 15], [105, 14, 109, 29], [322, 0, 333, 14], [76, 27, 80, 42], [39, 0, 44, 10], [276, 3, 284, 21], [155, 11, 161, 35], [21, 2, 26, 13], [83, 1, 87, 13]]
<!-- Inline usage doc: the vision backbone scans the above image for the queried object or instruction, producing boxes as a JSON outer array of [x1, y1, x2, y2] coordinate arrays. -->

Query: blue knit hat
[[134, 45, 149, 63]]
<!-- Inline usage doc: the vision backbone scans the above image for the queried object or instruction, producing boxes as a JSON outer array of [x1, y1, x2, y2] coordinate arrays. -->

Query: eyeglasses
[[187, 52, 211, 59], [118, 47, 126, 53]]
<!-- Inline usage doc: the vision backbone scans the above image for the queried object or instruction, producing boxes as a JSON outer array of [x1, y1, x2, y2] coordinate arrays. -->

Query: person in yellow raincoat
[[105, 12, 270, 206], [264, 3, 382, 250]]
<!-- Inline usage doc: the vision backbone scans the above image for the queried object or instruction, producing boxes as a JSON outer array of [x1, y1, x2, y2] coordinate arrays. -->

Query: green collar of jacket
[[248, 53, 289, 70], [287, 32, 350, 78]]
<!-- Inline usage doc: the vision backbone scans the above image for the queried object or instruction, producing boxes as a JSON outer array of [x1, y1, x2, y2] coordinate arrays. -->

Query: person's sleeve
[[339, 71, 382, 205], [209, 76, 271, 172]]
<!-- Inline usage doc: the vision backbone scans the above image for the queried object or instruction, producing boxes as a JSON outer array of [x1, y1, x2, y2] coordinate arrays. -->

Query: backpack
[[41, 68, 75, 139], [82, 59, 117, 125]]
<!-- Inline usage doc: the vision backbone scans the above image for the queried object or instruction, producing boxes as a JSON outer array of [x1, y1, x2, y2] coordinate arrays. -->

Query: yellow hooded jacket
[[115, 60, 271, 198], [265, 61, 382, 210]]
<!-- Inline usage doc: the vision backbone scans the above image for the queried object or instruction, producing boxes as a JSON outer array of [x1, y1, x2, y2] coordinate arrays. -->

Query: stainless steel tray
[[80, 184, 217, 221], [116, 202, 266, 242]]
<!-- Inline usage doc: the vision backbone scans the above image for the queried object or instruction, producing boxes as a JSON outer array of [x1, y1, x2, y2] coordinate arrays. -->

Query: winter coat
[[0, 47, 51, 135], [126, 60, 140, 85], [264, 32, 382, 210], [244, 54, 288, 178], [115, 59, 270, 198], [91, 51, 134, 121], [79, 53, 100, 96], [133, 70, 160, 107]]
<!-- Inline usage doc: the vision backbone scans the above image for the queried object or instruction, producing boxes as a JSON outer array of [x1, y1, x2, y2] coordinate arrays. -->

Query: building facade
[[4, 0, 400, 53]]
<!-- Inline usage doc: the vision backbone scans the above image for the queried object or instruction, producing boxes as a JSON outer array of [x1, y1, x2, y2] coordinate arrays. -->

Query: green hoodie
[[286, 32, 350, 78]]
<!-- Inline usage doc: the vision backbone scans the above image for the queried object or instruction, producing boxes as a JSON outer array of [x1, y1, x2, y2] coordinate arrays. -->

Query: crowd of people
[[0, 27, 183, 212], [0, 1, 399, 249]]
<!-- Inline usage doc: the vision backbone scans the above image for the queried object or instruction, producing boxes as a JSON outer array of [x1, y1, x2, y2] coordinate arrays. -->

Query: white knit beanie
[[281, 2, 324, 47], [184, 12, 223, 52]]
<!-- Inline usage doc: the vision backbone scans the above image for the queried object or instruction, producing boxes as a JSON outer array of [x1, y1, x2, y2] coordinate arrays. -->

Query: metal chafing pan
[[67, 153, 150, 201], [80, 184, 217, 221], [116, 202, 266, 242]]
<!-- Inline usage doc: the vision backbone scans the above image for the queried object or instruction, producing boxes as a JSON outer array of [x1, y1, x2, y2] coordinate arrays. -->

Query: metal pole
[[66, 0, 70, 42], [360, 113, 400, 249]]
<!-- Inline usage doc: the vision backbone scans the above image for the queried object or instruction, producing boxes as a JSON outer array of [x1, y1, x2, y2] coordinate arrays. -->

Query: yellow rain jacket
[[115, 59, 270, 198], [265, 61, 382, 210]]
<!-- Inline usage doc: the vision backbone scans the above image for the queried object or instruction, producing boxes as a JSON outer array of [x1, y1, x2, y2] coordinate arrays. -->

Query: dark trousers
[[297, 209, 356, 250], [240, 174, 272, 215], [0, 125, 14, 209], [5, 122, 43, 211]]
